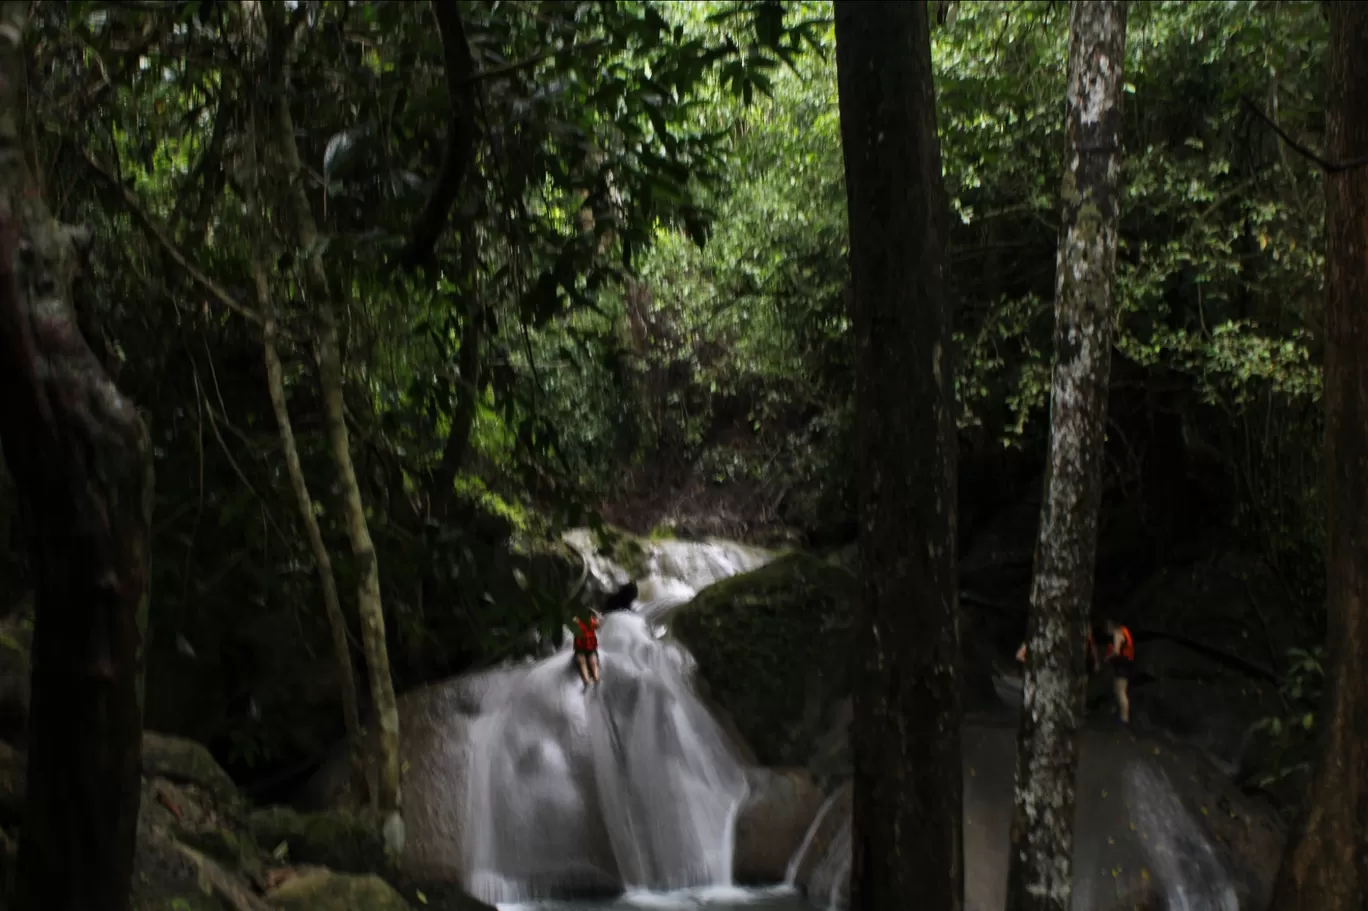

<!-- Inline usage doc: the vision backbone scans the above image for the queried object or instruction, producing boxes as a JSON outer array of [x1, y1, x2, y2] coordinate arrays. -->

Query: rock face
[[732, 767, 825, 885], [0, 729, 501, 911], [672, 553, 857, 775], [790, 723, 1285, 911]]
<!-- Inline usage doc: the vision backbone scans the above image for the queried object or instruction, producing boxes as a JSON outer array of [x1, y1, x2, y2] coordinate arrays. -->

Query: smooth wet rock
[[267, 868, 413, 910], [790, 723, 1284, 911], [733, 767, 824, 885], [673, 553, 857, 771]]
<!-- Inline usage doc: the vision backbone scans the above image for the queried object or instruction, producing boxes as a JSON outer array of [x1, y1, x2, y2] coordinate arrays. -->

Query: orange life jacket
[[574, 616, 600, 652], [1105, 626, 1135, 662]]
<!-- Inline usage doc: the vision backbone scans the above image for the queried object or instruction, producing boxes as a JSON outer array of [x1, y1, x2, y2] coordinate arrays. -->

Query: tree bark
[[1267, 5, 1368, 908], [834, 4, 962, 910], [1006, 5, 1127, 911], [260, 277, 369, 805], [0, 5, 152, 910], [265, 18, 403, 833]]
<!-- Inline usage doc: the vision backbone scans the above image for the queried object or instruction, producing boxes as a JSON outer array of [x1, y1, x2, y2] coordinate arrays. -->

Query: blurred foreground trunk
[[0, 4, 152, 910], [1268, 5, 1368, 908], [834, 3, 963, 909]]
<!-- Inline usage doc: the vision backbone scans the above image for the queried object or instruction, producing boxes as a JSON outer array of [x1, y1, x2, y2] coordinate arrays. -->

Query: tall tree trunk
[[0, 5, 152, 910], [834, 4, 962, 910], [1267, 6, 1368, 908], [265, 20, 403, 833], [259, 270, 369, 805], [1006, 5, 1127, 911]]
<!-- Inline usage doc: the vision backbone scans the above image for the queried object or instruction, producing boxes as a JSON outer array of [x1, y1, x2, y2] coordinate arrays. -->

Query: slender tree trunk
[[260, 281, 369, 805], [1268, 6, 1368, 908], [431, 228, 483, 520], [0, 6, 151, 910], [265, 19, 403, 833], [1006, 5, 1127, 911], [834, 4, 962, 909]]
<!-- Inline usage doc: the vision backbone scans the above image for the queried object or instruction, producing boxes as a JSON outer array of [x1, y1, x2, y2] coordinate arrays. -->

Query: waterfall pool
[[497, 884, 817, 911]]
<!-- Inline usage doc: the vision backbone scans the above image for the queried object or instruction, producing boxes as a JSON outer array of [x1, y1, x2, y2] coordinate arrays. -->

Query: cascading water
[[1124, 763, 1240, 911], [459, 531, 775, 905]]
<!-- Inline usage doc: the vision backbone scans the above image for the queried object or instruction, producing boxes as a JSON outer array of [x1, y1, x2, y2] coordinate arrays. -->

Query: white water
[[1125, 764, 1240, 911], [459, 530, 777, 906]]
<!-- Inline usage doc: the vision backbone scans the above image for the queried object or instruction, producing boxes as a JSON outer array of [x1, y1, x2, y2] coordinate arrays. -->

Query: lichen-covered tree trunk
[[1006, 5, 1127, 911], [260, 285, 369, 804], [834, 4, 963, 909], [0, 4, 152, 910], [1267, 6, 1368, 908], [263, 15, 403, 831]]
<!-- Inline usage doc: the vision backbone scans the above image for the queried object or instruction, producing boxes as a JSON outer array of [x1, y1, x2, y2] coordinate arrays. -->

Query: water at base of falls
[[497, 884, 816, 911]]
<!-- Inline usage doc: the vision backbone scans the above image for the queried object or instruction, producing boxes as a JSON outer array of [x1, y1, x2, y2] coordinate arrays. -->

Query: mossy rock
[[593, 525, 650, 579], [673, 553, 857, 770], [142, 732, 240, 804], [267, 868, 412, 910], [248, 807, 387, 875]]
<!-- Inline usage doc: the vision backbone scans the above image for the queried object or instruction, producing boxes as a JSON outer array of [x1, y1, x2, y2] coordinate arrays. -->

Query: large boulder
[[790, 722, 1285, 911], [673, 553, 857, 773], [732, 767, 824, 885]]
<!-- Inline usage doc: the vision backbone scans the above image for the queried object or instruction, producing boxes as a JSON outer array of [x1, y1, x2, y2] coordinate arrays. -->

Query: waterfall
[[457, 531, 773, 904], [1124, 762, 1240, 911]]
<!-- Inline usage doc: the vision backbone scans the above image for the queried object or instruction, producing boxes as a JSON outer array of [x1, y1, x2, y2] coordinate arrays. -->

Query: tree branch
[[1241, 96, 1368, 174], [398, 1, 479, 271], [78, 149, 266, 326]]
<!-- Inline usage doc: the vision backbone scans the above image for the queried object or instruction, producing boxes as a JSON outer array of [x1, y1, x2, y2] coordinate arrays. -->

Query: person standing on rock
[[572, 612, 602, 689], [1102, 617, 1136, 725]]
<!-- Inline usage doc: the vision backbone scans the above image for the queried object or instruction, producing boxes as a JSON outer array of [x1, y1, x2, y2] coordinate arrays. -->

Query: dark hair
[[603, 580, 639, 613]]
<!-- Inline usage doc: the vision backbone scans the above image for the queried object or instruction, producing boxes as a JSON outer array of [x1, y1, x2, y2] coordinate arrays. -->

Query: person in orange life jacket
[[572, 612, 602, 688], [1102, 617, 1136, 724]]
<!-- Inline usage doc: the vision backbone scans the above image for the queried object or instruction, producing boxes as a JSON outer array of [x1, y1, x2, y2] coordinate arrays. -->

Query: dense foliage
[[0, 0, 1334, 791]]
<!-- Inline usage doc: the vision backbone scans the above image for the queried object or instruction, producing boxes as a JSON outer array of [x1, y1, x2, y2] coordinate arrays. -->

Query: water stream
[[426, 529, 1253, 911]]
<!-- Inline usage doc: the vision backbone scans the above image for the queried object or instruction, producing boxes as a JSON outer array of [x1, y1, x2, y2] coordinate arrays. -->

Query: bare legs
[[574, 652, 602, 688], [1113, 675, 1130, 724]]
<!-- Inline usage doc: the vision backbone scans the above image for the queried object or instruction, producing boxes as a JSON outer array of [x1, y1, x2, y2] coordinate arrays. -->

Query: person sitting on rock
[[1101, 617, 1136, 724], [572, 612, 602, 689]]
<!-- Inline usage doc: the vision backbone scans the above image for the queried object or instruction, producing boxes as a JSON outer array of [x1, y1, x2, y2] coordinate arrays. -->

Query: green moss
[[141, 733, 239, 805], [247, 806, 387, 874], [673, 553, 857, 768], [268, 869, 414, 910], [593, 525, 650, 578]]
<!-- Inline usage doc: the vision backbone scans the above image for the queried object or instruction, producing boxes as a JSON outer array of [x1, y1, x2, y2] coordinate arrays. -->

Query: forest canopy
[[0, 0, 1332, 804]]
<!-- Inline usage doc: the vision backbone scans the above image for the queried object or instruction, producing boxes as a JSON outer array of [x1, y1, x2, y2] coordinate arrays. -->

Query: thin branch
[[79, 149, 268, 326], [1240, 95, 1368, 174]]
